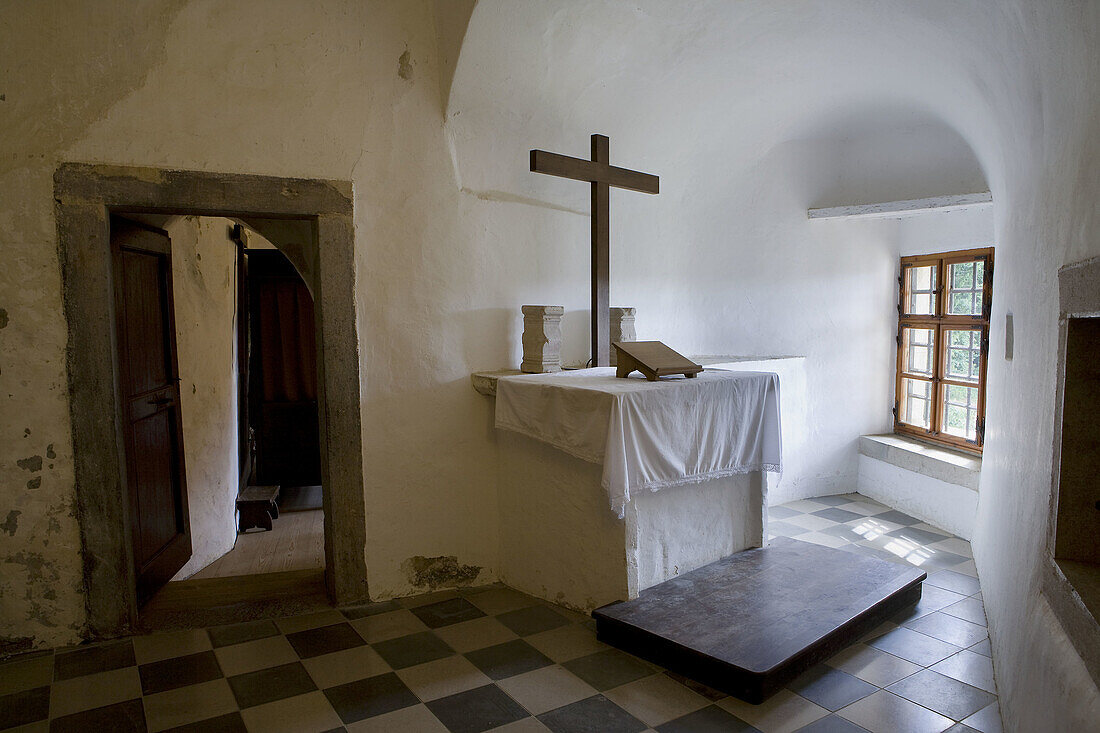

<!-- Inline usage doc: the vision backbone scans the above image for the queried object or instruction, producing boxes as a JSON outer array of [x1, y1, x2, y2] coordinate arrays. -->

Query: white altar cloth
[[495, 367, 782, 518]]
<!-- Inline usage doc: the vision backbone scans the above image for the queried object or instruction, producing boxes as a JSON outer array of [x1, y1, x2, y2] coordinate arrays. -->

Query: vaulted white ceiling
[[444, 0, 997, 212]]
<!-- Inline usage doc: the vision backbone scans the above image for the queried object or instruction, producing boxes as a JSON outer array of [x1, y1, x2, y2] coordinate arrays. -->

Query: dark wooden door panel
[[131, 410, 181, 565], [120, 249, 170, 395], [111, 216, 191, 606]]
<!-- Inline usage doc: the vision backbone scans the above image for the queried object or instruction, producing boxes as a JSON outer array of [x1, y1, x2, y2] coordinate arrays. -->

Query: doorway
[[246, 249, 322, 493], [56, 164, 369, 637], [182, 230, 326, 582]]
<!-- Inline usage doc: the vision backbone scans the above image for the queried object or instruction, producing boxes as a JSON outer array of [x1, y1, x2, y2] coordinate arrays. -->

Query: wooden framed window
[[895, 247, 993, 452]]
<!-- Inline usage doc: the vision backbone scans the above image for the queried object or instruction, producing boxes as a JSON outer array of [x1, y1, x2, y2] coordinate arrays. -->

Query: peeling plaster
[[402, 555, 481, 590], [0, 637, 33, 658], [1, 511, 19, 537], [398, 48, 414, 80], [16, 456, 42, 472], [5, 551, 50, 583], [0, 308, 7, 328]]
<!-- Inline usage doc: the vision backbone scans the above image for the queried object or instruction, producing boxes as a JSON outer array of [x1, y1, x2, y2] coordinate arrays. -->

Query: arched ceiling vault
[[442, 1, 1006, 210]]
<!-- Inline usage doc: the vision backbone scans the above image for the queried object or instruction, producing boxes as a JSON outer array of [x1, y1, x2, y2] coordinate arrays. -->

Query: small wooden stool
[[237, 485, 281, 532]]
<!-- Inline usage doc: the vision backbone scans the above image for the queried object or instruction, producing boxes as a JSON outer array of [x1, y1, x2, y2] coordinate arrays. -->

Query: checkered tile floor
[[0, 494, 1001, 733]]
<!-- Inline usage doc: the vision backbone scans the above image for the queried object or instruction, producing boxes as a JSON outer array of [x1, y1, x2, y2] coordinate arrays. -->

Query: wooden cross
[[530, 134, 659, 366]]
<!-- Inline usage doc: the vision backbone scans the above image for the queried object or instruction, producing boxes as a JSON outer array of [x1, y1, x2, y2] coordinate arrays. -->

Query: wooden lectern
[[612, 341, 703, 381]]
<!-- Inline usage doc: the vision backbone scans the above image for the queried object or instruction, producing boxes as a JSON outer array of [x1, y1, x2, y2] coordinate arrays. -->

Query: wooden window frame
[[895, 247, 993, 453]]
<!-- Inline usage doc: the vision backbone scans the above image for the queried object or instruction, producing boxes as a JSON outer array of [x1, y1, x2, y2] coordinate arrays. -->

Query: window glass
[[944, 329, 981, 384], [901, 327, 935, 377], [899, 378, 932, 429], [946, 260, 984, 316], [904, 264, 937, 316], [941, 384, 980, 440]]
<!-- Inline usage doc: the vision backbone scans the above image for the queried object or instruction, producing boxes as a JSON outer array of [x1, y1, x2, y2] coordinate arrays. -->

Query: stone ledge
[[472, 355, 806, 397], [859, 434, 981, 491], [693, 355, 803, 365], [1043, 557, 1100, 689], [471, 369, 523, 396]]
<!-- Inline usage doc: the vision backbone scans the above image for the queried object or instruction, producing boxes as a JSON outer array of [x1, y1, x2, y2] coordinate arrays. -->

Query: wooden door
[[111, 216, 191, 605], [247, 250, 321, 487]]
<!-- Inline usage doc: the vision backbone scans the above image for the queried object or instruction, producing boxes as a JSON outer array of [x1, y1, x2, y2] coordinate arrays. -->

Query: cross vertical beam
[[591, 134, 611, 366], [530, 134, 659, 367]]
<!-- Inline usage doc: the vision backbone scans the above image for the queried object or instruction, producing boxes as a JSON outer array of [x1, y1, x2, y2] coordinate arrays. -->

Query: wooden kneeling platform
[[593, 537, 925, 704], [237, 485, 280, 533]]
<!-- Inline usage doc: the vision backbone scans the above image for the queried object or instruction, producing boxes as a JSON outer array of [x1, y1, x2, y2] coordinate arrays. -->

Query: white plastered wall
[[0, 3, 1098, 729], [858, 455, 978, 541]]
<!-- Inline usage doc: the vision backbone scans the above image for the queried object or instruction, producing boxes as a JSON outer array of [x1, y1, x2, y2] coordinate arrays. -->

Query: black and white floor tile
[[0, 494, 1000, 733]]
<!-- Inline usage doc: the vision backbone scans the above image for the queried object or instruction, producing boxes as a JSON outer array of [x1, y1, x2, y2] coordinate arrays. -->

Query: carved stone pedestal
[[521, 305, 564, 373], [610, 307, 636, 366]]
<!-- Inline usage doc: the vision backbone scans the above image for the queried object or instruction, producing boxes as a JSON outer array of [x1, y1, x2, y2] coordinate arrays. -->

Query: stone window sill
[[1042, 557, 1100, 688], [859, 434, 981, 490]]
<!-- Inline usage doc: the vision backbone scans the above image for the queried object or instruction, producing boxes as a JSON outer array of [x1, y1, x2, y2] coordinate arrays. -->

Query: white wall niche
[[1042, 256, 1100, 690]]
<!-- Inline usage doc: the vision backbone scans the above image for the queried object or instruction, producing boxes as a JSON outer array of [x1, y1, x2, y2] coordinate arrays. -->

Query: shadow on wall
[[771, 107, 988, 211], [0, 2, 188, 180], [456, 307, 521, 373], [433, 0, 478, 112]]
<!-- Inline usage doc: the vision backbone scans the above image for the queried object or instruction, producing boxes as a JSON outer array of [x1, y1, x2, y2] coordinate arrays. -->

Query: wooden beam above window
[[808, 192, 992, 220]]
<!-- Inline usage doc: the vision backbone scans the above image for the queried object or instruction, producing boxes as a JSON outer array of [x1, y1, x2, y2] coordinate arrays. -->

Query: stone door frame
[[55, 163, 369, 637]]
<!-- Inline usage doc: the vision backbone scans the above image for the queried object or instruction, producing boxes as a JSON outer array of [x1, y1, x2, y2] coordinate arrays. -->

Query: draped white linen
[[495, 367, 782, 518]]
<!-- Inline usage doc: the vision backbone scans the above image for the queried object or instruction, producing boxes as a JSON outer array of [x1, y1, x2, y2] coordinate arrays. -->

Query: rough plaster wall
[[0, 0, 434, 644], [0, 0, 510, 646], [0, 0, 193, 651], [0, 5, 1097, 727], [967, 5, 1100, 728], [162, 216, 239, 581]]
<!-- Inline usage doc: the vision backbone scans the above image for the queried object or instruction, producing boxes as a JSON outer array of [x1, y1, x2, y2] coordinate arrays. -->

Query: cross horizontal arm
[[530, 150, 659, 194]]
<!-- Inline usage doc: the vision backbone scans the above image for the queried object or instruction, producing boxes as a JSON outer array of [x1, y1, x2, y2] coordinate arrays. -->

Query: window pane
[[944, 328, 981, 383], [901, 327, 935, 377], [904, 264, 937, 316], [946, 260, 984, 316], [942, 384, 980, 440], [899, 378, 932, 429]]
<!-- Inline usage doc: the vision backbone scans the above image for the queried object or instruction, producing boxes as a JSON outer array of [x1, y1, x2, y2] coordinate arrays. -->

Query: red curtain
[[258, 281, 317, 402]]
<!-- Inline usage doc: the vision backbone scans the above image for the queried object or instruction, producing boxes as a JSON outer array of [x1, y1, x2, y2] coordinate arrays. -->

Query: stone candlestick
[[521, 305, 564, 373], [610, 307, 636, 366]]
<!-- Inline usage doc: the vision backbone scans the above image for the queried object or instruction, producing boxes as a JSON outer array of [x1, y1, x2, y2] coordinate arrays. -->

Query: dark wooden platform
[[593, 537, 926, 704]]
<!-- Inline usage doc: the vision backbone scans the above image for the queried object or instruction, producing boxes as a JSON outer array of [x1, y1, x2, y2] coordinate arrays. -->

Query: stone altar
[[494, 368, 781, 611]]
